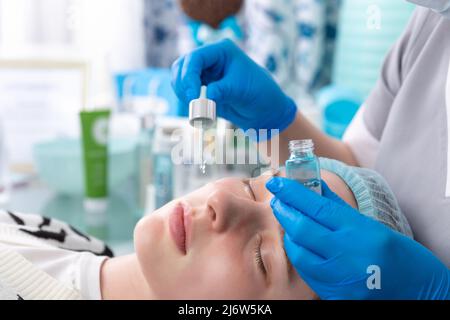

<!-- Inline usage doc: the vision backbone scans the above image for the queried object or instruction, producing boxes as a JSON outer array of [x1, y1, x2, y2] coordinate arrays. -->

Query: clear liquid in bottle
[[285, 140, 322, 195]]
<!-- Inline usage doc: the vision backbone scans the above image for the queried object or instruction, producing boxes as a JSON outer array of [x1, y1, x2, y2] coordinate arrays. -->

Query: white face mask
[[407, 0, 450, 18]]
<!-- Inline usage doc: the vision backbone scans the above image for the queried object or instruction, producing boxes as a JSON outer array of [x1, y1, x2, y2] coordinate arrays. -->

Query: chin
[[134, 213, 165, 271], [134, 207, 184, 297]]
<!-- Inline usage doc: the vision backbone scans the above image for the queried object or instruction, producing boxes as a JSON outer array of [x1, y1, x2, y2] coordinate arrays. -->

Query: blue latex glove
[[171, 39, 297, 132], [266, 177, 450, 300]]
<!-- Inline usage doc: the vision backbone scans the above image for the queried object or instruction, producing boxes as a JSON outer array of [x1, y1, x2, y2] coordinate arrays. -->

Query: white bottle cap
[[84, 198, 108, 226], [189, 86, 216, 129]]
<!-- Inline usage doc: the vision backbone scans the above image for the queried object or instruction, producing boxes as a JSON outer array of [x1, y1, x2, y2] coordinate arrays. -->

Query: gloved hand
[[171, 39, 297, 132], [266, 177, 450, 300]]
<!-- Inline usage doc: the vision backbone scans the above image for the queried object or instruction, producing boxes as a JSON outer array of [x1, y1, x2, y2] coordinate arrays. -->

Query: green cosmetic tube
[[80, 109, 111, 238]]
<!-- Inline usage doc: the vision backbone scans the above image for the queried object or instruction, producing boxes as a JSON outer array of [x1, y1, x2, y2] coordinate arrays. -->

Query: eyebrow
[[242, 178, 257, 200], [243, 170, 282, 197], [261, 168, 282, 178]]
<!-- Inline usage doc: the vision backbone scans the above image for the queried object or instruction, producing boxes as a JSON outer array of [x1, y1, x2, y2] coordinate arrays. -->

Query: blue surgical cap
[[319, 158, 413, 238]]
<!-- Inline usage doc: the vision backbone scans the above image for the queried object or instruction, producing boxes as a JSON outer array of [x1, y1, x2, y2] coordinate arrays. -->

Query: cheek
[[287, 276, 318, 300], [134, 215, 163, 268], [134, 213, 175, 285], [171, 233, 265, 299]]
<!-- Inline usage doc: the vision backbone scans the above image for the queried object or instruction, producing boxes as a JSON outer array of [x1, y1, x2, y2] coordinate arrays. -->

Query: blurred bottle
[[89, 54, 117, 110], [123, 78, 168, 214], [0, 117, 10, 205], [137, 123, 155, 213], [152, 119, 178, 210]]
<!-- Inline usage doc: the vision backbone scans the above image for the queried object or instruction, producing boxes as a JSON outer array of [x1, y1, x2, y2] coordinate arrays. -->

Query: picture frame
[[0, 59, 88, 172]]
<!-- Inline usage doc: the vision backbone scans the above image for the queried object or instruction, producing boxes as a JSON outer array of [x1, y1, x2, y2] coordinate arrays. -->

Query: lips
[[169, 203, 188, 254]]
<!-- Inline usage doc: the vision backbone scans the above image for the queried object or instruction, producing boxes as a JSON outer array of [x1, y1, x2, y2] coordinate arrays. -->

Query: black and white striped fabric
[[0, 210, 114, 300], [0, 210, 114, 258]]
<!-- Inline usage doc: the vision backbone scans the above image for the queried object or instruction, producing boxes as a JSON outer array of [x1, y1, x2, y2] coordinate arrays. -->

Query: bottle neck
[[289, 140, 315, 159]]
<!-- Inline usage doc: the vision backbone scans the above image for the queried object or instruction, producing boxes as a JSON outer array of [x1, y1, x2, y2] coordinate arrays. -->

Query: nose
[[205, 189, 256, 233]]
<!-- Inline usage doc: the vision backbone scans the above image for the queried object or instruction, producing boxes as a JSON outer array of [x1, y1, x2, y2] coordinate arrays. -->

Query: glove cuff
[[277, 95, 298, 133], [429, 267, 450, 300], [253, 95, 298, 142], [443, 269, 450, 300]]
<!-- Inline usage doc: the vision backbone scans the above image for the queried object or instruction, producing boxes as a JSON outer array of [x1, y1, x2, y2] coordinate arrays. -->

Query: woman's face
[[134, 170, 354, 299]]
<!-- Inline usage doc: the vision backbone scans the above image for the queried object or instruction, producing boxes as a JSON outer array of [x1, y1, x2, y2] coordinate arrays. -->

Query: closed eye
[[254, 234, 267, 276], [242, 179, 256, 200]]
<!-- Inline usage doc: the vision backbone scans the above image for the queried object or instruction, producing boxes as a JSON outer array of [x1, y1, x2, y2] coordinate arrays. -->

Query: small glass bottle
[[285, 140, 322, 194]]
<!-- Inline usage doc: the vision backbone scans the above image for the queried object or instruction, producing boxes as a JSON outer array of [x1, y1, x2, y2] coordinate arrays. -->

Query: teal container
[[33, 138, 137, 195], [333, 0, 415, 98], [317, 85, 363, 139]]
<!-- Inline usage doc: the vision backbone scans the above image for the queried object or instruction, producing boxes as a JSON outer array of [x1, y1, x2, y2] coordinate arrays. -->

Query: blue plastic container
[[115, 68, 183, 117], [317, 85, 363, 139]]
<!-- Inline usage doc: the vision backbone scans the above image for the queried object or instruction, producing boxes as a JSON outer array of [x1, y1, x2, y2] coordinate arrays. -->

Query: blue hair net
[[319, 158, 413, 238]]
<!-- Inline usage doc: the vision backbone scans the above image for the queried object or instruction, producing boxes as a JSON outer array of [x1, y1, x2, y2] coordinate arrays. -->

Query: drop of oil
[[198, 127, 207, 175], [199, 162, 206, 174]]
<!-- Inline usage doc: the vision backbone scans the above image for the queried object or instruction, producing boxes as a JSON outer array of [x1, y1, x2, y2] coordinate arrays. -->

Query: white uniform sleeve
[[342, 105, 380, 169], [343, 8, 426, 168]]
